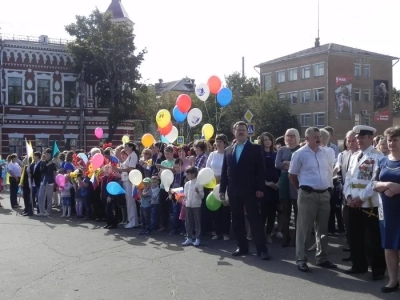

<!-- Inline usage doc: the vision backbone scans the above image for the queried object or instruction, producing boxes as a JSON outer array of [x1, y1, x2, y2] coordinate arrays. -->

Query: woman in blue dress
[[373, 126, 400, 293]]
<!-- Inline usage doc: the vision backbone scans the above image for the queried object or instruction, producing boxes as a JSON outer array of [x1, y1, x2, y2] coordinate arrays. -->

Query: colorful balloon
[[187, 108, 203, 127], [141, 133, 155, 148], [158, 122, 173, 136], [217, 88, 233, 107], [122, 135, 130, 144], [204, 177, 216, 189], [129, 169, 143, 186], [176, 94, 192, 113], [202, 123, 214, 141], [91, 153, 104, 171], [172, 106, 187, 123], [160, 135, 168, 143], [94, 127, 103, 139], [207, 75, 222, 94], [55, 174, 66, 187], [195, 83, 210, 101], [156, 109, 171, 128], [165, 126, 178, 143], [160, 169, 174, 191], [197, 167, 214, 186], [206, 193, 222, 211], [106, 182, 125, 196]]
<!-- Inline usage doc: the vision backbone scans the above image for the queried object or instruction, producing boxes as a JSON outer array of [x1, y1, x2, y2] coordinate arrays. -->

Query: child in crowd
[[77, 170, 92, 219], [60, 174, 73, 218], [182, 167, 204, 246], [150, 176, 160, 230], [169, 158, 186, 235], [139, 178, 152, 235], [101, 165, 118, 229]]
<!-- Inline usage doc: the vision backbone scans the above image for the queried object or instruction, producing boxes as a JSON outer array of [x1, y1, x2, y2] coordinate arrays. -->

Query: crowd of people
[[1, 120, 399, 294]]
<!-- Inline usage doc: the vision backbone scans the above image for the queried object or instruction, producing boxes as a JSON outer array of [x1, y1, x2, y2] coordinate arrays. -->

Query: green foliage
[[65, 8, 146, 141], [393, 87, 400, 114]]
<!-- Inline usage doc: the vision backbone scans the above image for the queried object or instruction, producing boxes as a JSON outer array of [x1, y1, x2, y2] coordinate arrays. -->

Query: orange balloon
[[158, 122, 173, 136], [141, 133, 155, 148], [207, 76, 222, 94]]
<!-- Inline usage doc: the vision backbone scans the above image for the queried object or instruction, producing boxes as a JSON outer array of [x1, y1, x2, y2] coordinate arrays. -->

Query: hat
[[353, 125, 376, 136], [142, 177, 151, 183]]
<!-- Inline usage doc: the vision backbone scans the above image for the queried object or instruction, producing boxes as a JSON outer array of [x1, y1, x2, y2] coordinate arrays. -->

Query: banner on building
[[334, 76, 352, 120], [374, 110, 390, 122], [373, 80, 389, 111]]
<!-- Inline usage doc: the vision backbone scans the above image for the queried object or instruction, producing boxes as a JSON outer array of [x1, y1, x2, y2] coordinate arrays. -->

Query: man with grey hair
[[289, 127, 337, 272]]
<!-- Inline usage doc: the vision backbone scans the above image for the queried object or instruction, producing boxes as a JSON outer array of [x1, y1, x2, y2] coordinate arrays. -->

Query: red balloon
[[158, 121, 173, 136], [207, 75, 222, 94], [176, 94, 192, 113]]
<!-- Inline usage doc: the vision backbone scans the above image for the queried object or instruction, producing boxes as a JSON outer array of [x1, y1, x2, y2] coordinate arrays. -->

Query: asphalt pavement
[[0, 194, 398, 300]]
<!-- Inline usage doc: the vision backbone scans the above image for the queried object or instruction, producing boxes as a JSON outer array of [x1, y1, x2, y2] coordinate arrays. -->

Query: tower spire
[[315, 0, 320, 47]]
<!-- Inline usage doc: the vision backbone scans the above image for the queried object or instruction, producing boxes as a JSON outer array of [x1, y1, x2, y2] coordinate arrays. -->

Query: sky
[[1, 0, 399, 88]]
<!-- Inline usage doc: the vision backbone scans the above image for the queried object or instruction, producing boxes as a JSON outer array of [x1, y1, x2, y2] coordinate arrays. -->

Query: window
[[8, 77, 23, 105], [9, 138, 23, 157], [354, 64, 361, 77], [354, 89, 361, 101], [276, 71, 285, 83], [300, 114, 311, 127], [279, 93, 286, 100], [314, 88, 325, 101], [313, 63, 324, 77], [364, 89, 370, 102], [37, 79, 50, 106], [65, 138, 77, 151], [314, 113, 325, 127], [363, 65, 370, 78], [64, 81, 76, 108], [301, 66, 310, 79], [300, 90, 311, 103], [288, 68, 298, 81], [364, 115, 370, 126], [35, 138, 49, 153], [288, 92, 298, 104], [262, 73, 272, 91]]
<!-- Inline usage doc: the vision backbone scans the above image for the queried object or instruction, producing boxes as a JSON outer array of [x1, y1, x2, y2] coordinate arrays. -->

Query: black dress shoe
[[345, 267, 368, 274], [260, 252, 270, 260], [297, 262, 309, 272], [318, 261, 337, 269], [381, 282, 399, 293], [108, 224, 118, 229], [103, 224, 110, 229], [232, 248, 249, 257], [342, 248, 351, 252], [372, 274, 385, 281], [342, 256, 352, 262]]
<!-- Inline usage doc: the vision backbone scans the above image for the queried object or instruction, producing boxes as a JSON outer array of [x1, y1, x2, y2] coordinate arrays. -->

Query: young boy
[[182, 167, 204, 246], [150, 176, 160, 230], [101, 165, 118, 229], [169, 158, 186, 235], [139, 178, 152, 235]]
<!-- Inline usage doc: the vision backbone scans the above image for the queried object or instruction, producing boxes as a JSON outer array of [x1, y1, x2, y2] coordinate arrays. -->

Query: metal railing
[[0, 33, 72, 45]]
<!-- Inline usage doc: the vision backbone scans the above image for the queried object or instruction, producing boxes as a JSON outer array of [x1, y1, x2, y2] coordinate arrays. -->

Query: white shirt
[[121, 152, 138, 182], [8, 162, 21, 177], [206, 151, 224, 176], [289, 144, 333, 190], [184, 178, 204, 208]]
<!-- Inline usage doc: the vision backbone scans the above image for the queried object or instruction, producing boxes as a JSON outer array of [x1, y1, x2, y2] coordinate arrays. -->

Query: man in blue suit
[[220, 121, 270, 260]]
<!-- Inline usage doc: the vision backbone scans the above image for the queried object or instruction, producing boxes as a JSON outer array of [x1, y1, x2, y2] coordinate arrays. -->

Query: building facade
[[255, 43, 398, 143], [0, 0, 136, 156]]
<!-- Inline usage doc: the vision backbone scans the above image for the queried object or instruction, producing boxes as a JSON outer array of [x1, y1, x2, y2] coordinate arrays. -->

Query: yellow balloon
[[204, 177, 216, 189], [122, 135, 130, 144], [156, 109, 171, 128], [141, 133, 155, 148], [202, 123, 214, 141]]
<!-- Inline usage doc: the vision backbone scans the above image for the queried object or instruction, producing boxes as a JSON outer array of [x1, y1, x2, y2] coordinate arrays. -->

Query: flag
[[51, 140, 60, 158], [25, 139, 33, 158]]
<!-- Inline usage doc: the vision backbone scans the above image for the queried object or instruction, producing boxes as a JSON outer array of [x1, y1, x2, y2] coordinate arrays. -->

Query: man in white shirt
[[289, 127, 337, 272]]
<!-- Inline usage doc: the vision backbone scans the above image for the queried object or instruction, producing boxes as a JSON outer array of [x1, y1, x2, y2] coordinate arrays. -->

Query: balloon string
[[186, 126, 192, 142], [215, 95, 218, 131], [203, 101, 211, 123]]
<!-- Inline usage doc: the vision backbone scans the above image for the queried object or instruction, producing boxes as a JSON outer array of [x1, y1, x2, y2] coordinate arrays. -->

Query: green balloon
[[206, 193, 221, 211]]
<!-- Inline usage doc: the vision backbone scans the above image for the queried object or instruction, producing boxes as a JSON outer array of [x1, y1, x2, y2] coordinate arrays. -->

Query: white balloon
[[197, 167, 214, 186], [187, 108, 203, 127], [165, 126, 178, 143], [129, 169, 143, 186], [195, 83, 210, 102], [160, 169, 174, 191]]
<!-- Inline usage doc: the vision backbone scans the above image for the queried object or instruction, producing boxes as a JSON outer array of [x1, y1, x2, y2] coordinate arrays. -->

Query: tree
[[393, 87, 400, 114], [65, 8, 146, 142]]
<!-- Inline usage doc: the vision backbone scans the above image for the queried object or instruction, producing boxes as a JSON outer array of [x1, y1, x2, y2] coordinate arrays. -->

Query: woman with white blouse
[[206, 134, 231, 240], [7, 154, 22, 208]]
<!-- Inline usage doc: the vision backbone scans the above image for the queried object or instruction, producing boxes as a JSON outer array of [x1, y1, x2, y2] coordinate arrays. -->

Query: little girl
[[60, 175, 73, 218]]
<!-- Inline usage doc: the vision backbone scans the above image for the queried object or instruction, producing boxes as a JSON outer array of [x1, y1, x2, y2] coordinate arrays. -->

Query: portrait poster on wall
[[373, 80, 389, 111], [334, 77, 352, 120]]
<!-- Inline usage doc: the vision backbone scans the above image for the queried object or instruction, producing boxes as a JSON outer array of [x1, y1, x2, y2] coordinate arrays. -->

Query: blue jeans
[[150, 204, 159, 230], [82, 196, 91, 218], [141, 207, 151, 231], [171, 202, 184, 232]]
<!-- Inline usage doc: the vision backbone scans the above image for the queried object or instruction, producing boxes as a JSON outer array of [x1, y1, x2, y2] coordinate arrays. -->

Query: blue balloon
[[106, 182, 125, 196], [173, 105, 187, 123], [160, 135, 168, 143], [217, 88, 233, 107]]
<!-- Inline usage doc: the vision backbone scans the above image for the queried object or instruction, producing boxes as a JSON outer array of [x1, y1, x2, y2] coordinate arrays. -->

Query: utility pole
[[79, 64, 86, 149]]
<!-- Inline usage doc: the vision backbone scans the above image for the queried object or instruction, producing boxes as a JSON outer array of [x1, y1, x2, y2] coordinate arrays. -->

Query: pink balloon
[[94, 127, 103, 139], [55, 174, 66, 187], [91, 153, 104, 170]]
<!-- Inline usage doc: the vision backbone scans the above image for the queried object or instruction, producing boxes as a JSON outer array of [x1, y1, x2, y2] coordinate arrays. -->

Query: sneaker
[[223, 235, 230, 241], [212, 235, 221, 240], [43, 212, 50, 217], [193, 239, 200, 246], [266, 235, 273, 244], [182, 238, 192, 246], [276, 232, 283, 239], [61, 215, 66, 218], [66, 215, 71, 218], [36, 213, 44, 217]]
